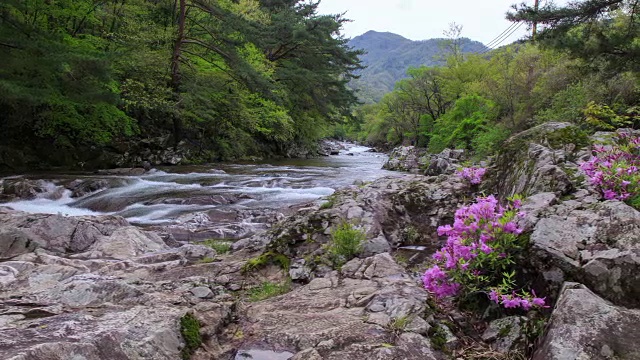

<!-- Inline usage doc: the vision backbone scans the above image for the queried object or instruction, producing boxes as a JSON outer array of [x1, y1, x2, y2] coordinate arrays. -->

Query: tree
[[0, 0, 364, 169], [508, 0, 640, 72]]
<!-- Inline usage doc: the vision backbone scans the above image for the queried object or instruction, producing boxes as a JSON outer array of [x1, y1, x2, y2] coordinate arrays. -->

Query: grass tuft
[[241, 251, 291, 273], [328, 222, 365, 267], [247, 281, 291, 302], [180, 313, 202, 359], [196, 257, 215, 264], [200, 239, 232, 254]]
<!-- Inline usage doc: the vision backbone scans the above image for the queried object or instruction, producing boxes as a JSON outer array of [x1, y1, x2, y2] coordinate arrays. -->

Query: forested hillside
[[350, 1, 640, 154], [347, 30, 486, 103], [0, 0, 362, 170]]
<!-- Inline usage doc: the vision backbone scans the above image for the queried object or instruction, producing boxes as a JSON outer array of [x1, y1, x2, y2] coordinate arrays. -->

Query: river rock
[[319, 139, 346, 156], [481, 316, 527, 353], [65, 178, 109, 198], [289, 259, 312, 282], [383, 146, 429, 172], [528, 198, 640, 307], [0, 207, 239, 359], [485, 122, 586, 198], [97, 167, 147, 176], [0, 208, 133, 258], [0, 305, 188, 360], [533, 282, 640, 360], [190, 286, 214, 299], [263, 174, 469, 278], [0, 178, 49, 201], [383, 147, 465, 175], [241, 254, 437, 359]]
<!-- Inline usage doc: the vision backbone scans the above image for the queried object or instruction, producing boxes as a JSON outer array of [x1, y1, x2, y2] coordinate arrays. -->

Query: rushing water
[[3, 145, 395, 230]]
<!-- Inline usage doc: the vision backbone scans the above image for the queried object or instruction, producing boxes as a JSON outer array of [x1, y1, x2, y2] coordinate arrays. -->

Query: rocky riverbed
[[1, 127, 640, 359]]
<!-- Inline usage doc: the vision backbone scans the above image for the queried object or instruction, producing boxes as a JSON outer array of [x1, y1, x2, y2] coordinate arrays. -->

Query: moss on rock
[[180, 313, 202, 360]]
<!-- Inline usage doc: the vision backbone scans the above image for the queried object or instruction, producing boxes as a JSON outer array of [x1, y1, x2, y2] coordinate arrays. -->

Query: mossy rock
[[266, 212, 331, 256], [242, 251, 291, 273], [485, 122, 584, 198]]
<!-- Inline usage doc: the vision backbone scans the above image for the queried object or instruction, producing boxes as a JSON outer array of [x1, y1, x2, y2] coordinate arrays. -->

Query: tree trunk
[[170, 0, 186, 147]]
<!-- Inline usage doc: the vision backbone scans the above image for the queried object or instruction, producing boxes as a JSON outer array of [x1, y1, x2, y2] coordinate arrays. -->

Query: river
[[2, 144, 397, 241]]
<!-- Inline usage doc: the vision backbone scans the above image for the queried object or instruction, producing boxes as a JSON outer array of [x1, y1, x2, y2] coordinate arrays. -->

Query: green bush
[[428, 95, 499, 154], [471, 125, 510, 158], [179, 313, 202, 359], [328, 222, 365, 267], [200, 239, 232, 254], [583, 101, 640, 131]]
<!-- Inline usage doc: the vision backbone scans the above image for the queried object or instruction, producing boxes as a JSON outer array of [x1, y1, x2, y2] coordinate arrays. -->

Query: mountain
[[348, 31, 486, 102]]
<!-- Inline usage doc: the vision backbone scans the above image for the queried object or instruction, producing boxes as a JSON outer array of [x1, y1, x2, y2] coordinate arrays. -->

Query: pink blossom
[[456, 167, 487, 185], [421, 196, 543, 311]]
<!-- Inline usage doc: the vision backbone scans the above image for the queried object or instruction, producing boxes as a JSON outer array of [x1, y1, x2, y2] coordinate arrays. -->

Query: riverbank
[[1, 123, 640, 359]]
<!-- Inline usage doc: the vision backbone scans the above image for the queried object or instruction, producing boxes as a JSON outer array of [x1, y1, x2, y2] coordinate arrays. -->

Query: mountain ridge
[[348, 30, 486, 102]]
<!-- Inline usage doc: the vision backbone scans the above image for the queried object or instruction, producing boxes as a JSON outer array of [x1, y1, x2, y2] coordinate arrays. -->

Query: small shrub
[[471, 125, 510, 158], [389, 315, 410, 334], [320, 194, 337, 209], [405, 226, 419, 244], [248, 281, 291, 302], [196, 257, 215, 264], [201, 239, 232, 254], [328, 222, 365, 267], [422, 195, 547, 310], [583, 101, 640, 131], [428, 325, 448, 351], [545, 126, 591, 151], [241, 251, 291, 273], [580, 133, 640, 210], [180, 313, 202, 359]]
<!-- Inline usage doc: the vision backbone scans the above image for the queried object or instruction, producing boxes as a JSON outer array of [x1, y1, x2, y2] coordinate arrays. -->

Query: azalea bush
[[422, 195, 547, 310], [456, 167, 487, 185], [580, 133, 640, 209]]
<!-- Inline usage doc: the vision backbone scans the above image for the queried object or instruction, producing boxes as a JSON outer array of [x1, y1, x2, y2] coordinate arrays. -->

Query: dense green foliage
[[509, 0, 640, 73], [179, 313, 202, 359], [351, 4, 639, 156], [0, 0, 362, 170], [348, 30, 485, 103], [328, 221, 364, 267]]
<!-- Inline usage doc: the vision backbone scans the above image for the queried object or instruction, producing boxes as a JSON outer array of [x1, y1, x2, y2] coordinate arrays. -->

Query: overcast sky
[[317, 0, 569, 46]]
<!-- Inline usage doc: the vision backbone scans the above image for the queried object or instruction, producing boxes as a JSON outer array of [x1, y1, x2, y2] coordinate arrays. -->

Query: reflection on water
[[4, 145, 396, 225]]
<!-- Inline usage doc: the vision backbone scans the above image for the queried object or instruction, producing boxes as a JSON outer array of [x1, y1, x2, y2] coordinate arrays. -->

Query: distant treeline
[[345, 0, 639, 157], [0, 0, 362, 169]]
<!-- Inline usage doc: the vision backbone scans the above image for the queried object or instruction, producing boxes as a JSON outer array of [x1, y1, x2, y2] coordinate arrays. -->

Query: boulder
[[481, 316, 527, 353], [264, 174, 470, 277], [241, 254, 437, 359], [425, 158, 451, 176], [0, 209, 155, 259], [486, 122, 588, 198], [0, 306, 186, 360], [534, 283, 640, 360], [528, 199, 640, 307], [383, 146, 429, 172], [65, 178, 109, 198], [0, 208, 236, 359], [383, 147, 465, 175], [0, 178, 49, 201]]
